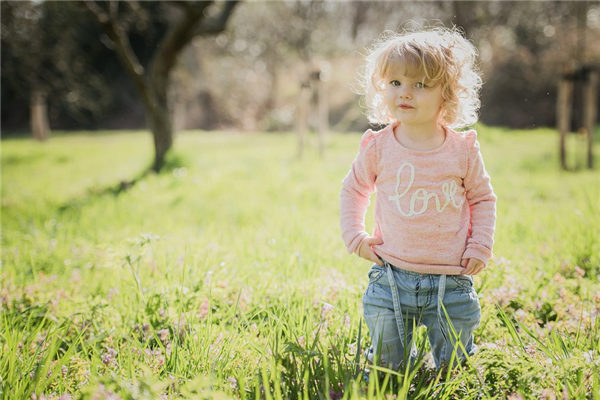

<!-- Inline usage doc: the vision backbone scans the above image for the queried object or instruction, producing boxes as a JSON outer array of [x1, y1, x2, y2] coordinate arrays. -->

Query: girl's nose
[[398, 87, 412, 98]]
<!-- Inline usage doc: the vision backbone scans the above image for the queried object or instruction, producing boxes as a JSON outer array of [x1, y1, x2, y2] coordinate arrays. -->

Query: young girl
[[340, 27, 496, 372]]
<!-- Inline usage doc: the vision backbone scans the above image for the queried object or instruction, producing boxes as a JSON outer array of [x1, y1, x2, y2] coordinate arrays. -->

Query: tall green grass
[[1, 126, 599, 399]]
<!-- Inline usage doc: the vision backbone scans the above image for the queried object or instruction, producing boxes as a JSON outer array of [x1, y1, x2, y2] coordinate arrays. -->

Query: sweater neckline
[[388, 121, 451, 155]]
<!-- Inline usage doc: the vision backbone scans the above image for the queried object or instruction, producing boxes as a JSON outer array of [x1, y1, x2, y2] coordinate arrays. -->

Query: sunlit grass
[[1, 126, 599, 399]]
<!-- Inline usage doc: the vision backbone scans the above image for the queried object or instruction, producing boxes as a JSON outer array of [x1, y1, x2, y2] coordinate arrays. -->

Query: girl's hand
[[357, 236, 384, 265], [460, 258, 485, 275]]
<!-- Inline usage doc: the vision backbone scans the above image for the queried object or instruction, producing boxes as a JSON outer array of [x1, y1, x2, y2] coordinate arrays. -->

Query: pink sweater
[[340, 122, 496, 275]]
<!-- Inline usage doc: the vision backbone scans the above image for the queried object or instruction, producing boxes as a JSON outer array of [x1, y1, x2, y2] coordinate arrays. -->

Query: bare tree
[[82, 0, 239, 172]]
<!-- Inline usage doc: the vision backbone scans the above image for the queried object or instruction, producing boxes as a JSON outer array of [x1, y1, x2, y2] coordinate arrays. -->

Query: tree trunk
[[351, 2, 369, 40], [583, 70, 598, 169], [296, 81, 310, 159], [557, 79, 573, 170], [30, 89, 50, 141], [147, 102, 172, 172], [316, 70, 328, 157], [146, 64, 171, 170]]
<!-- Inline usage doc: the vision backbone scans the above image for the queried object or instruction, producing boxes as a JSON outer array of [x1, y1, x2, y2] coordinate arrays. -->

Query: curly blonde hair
[[360, 26, 482, 129]]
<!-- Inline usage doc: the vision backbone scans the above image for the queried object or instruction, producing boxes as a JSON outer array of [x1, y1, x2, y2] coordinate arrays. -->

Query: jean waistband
[[380, 259, 444, 278]]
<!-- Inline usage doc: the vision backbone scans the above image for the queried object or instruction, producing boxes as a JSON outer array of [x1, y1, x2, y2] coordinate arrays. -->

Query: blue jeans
[[362, 260, 481, 370]]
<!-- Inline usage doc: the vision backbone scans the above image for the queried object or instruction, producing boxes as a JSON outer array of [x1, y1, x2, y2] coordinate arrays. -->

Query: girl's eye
[[390, 80, 401, 87], [415, 82, 427, 89]]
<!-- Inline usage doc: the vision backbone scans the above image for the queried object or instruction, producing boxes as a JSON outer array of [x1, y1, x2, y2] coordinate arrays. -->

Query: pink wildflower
[[101, 347, 117, 366], [540, 389, 557, 400], [157, 328, 170, 344], [321, 302, 334, 319], [198, 300, 209, 319]]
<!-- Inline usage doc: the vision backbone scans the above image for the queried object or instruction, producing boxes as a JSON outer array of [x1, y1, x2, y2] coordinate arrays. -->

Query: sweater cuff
[[463, 246, 492, 266], [347, 232, 369, 255]]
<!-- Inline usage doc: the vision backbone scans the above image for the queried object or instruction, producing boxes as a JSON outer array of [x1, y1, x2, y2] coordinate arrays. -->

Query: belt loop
[[385, 261, 405, 346]]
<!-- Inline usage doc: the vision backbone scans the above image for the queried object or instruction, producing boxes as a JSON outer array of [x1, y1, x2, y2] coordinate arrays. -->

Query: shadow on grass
[[56, 152, 187, 214]]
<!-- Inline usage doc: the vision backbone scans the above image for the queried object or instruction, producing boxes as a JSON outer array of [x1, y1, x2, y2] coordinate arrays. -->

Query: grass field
[[1, 126, 599, 399]]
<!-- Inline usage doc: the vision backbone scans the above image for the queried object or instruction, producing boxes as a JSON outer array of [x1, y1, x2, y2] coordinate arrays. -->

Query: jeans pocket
[[367, 264, 385, 284], [449, 274, 474, 291]]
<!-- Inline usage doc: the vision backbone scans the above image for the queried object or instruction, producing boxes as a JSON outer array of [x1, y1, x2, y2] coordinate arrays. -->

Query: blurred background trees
[[2, 0, 600, 135], [1, 1, 147, 131], [1, 2, 117, 136]]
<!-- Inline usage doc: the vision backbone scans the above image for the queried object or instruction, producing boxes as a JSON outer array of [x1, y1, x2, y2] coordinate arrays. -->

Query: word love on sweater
[[388, 162, 465, 217]]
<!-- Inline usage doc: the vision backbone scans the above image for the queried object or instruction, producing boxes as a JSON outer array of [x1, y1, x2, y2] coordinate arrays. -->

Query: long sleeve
[[462, 132, 497, 265], [340, 130, 379, 254]]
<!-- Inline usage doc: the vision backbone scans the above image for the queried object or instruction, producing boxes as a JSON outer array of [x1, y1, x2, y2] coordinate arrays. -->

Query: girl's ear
[[436, 103, 448, 125]]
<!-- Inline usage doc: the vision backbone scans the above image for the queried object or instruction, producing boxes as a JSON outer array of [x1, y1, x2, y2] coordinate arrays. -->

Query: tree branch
[[170, 0, 211, 13], [195, 1, 240, 35], [81, 0, 152, 108], [150, 3, 207, 82], [150, 1, 240, 90]]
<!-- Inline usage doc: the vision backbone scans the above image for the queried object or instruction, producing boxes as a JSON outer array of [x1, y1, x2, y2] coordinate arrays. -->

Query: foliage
[[3, 2, 600, 133], [1, 126, 600, 399], [0, 1, 119, 129]]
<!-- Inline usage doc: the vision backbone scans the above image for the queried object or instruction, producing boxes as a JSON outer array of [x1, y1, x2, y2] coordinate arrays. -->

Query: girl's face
[[383, 62, 444, 130]]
